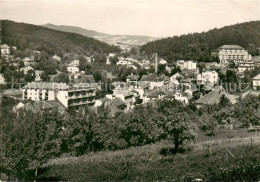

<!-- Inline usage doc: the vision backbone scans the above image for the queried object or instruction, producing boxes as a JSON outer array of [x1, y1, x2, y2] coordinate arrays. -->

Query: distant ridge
[[42, 23, 157, 49], [42, 23, 109, 37]]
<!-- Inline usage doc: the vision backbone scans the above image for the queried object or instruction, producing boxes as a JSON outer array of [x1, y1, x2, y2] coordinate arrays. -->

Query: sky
[[0, 0, 260, 37]]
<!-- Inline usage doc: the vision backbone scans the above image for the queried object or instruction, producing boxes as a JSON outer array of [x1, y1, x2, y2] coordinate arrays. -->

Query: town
[[1, 43, 260, 116], [1, 9, 260, 181]]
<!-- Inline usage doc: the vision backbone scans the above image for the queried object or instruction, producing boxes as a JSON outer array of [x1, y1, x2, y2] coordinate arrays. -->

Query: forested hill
[[1, 20, 121, 56], [140, 21, 260, 62]]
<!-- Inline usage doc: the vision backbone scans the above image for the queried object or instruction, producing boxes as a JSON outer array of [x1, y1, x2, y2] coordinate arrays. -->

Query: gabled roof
[[24, 101, 54, 113], [253, 74, 260, 80], [146, 87, 175, 98], [141, 74, 165, 82], [219, 45, 244, 50], [126, 74, 139, 80]]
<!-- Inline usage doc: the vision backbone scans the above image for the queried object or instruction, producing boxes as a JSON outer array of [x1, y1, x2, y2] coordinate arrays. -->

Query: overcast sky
[[0, 0, 260, 37]]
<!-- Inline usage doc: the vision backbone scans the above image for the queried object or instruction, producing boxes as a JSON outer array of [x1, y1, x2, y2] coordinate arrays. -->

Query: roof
[[141, 74, 165, 82], [24, 82, 69, 90], [45, 100, 67, 113], [24, 101, 54, 113], [196, 87, 237, 105], [253, 74, 260, 80], [0, 44, 9, 49], [219, 45, 244, 50], [126, 74, 139, 80], [146, 87, 175, 98]]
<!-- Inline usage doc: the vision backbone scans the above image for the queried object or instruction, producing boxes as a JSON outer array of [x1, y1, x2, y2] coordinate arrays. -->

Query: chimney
[[155, 52, 158, 74]]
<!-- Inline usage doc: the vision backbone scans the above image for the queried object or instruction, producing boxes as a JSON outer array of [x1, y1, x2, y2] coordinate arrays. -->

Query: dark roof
[[141, 74, 164, 82], [147, 88, 175, 98]]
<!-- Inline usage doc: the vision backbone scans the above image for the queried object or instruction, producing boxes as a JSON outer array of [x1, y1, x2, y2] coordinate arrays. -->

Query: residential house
[[52, 55, 61, 62], [69, 60, 80, 67], [67, 66, 79, 74], [197, 70, 218, 85], [126, 73, 139, 83], [238, 61, 255, 72], [20, 66, 34, 75], [0, 44, 10, 58], [23, 57, 35, 66], [159, 59, 167, 65], [141, 74, 165, 89], [253, 74, 260, 90], [35, 70, 44, 82], [195, 86, 238, 108], [176, 60, 197, 70], [174, 91, 189, 104], [144, 87, 175, 103]]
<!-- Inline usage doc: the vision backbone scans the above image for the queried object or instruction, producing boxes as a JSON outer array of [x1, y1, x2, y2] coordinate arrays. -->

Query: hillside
[[35, 133, 260, 181], [140, 21, 260, 62], [42, 23, 157, 49], [43, 23, 108, 37], [1, 20, 121, 56]]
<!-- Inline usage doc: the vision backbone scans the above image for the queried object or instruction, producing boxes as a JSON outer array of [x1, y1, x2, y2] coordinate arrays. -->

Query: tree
[[219, 95, 231, 107], [53, 73, 69, 83], [93, 71, 102, 82], [158, 100, 196, 152]]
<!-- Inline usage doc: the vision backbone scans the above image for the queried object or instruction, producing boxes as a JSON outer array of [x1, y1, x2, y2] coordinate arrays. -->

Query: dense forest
[[1, 20, 121, 57], [140, 21, 260, 62]]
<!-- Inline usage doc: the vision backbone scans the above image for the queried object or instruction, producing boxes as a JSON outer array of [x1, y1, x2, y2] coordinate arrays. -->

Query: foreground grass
[[37, 134, 260, 181]]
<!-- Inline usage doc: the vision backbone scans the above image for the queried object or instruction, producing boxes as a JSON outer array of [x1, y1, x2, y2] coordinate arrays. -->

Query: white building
[[238, 61, 255, 72], [253, 74, 260, 90], [159, 59, 167, 65], [218, 45, 252, 65], [69, 60, 80, 67], [176, 60, 197, 70], [35, 70, 44, 82], [67, 66, 79, 74], [197, 70, 218, 85], [52, 55, 61, 62], [20, 66, 34, 74], [0, 44, 10, 58], [22, 82, 96, 108]]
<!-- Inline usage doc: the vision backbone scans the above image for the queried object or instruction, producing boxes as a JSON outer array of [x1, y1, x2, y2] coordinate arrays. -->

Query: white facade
[[0, 44, 10, 57], [22, 82, 96, 108], [197, 70, 218, 85], [176, 60, 197, 70], [238, 61, 255, 72], [67, 66, 79, 74], [218, 45, 252, 65], [253, 74, 260, 90]]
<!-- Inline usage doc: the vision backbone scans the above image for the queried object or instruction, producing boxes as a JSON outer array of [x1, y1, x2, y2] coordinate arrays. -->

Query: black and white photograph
[[0, 0, 260, 181]]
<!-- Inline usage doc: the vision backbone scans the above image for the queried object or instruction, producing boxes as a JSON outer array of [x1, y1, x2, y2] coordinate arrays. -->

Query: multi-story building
[[176, 60, 197, 70], [197, 70, 218, 85], [217, 45, 252, 65], [22, 82, 96, 108], [237, 61, 255, 72]]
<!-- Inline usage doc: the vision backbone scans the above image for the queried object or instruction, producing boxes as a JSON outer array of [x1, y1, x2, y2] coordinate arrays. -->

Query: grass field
[[36, 129, 260, 181]]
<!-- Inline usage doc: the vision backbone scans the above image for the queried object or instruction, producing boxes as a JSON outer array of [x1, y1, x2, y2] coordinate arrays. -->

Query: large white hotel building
[[218, 45, 251, 65]]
